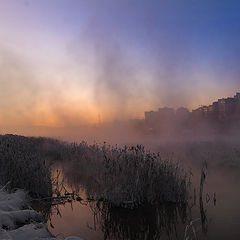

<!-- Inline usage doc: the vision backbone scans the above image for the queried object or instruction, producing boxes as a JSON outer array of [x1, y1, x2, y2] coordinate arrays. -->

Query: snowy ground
[[0, 188, 83, 240]]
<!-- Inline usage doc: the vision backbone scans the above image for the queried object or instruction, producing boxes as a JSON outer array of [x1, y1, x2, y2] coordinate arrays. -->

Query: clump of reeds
[[0, 134, 52, 197], [100, 144, 188, 207], [62, 143, 189, 208], [0, 134, 189, 207]]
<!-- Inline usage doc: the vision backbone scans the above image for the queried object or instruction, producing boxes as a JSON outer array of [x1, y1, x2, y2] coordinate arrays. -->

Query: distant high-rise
[[234, 92, 240, 100], [144, 92, 240, 135]]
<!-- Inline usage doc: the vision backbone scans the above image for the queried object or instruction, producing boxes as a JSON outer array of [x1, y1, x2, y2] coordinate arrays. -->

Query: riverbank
[[0, 188, 83, 240]]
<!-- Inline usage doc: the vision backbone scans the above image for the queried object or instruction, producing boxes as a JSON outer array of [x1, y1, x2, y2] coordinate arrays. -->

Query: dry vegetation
[[0, 135, 53, 197], [4, 134, 230, 209], [61, 142, 189, 208]]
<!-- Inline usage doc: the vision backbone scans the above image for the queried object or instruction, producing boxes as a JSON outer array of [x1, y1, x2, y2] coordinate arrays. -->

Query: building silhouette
[[144, 92, 240, 136]]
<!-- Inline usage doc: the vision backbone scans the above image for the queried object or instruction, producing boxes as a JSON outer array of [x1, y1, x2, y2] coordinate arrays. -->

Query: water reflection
[[88, 201, 188, 240], [30, 140, 240, 240], [31, 166, 214, 240], [34, 188, 211, 240]]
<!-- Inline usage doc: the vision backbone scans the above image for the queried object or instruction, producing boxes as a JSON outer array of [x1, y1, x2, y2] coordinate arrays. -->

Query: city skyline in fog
[[0, 0, 240, 131]]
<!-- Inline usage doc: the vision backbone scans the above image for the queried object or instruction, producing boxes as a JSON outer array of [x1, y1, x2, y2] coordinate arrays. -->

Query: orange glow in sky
[[0, 1, 239, 131]]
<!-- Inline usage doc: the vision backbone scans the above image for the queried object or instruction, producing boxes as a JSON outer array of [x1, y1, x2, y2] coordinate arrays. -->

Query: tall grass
[[62, 143, 189, 208], [0, 134, 190, 207], [0, 134, 52, 197]]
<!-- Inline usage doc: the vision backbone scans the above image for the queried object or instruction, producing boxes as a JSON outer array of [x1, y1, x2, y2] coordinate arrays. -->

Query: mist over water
[[40, 136, 240, 240], [1, 1, 240, 240]]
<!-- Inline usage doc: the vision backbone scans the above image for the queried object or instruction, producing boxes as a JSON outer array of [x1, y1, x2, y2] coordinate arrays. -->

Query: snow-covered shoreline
[[0, 189, 83, 240]]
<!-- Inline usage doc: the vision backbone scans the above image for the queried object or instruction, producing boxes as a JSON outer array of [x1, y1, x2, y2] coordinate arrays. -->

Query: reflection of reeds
[[199, 161, 208, 234], [88, 201, 187, 240], [183, 218, 200, 240]]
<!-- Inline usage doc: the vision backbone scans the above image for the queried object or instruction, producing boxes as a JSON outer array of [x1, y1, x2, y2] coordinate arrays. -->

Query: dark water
[[41, 158, 240, 240]]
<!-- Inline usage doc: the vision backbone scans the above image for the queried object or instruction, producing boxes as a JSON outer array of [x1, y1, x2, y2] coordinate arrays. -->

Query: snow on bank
[[0, 189, 83, 240]]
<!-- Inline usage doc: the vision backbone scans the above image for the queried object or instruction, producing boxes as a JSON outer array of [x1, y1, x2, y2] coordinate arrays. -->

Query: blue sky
[[0, 0, 239, 126]]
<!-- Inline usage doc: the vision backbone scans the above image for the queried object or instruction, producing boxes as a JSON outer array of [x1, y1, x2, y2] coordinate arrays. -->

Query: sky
[[0, 0, 240, 129]]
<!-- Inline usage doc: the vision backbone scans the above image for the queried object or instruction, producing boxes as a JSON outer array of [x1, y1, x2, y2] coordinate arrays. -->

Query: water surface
[[42, 152, 240, 240]]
